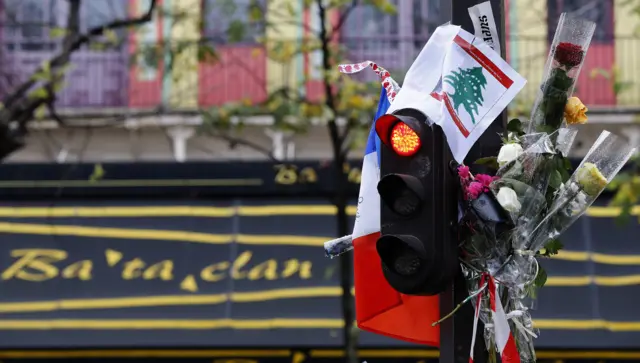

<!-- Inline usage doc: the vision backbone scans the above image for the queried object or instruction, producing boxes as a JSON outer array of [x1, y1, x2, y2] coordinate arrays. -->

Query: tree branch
[[216, 132, 280, 162], [330, 0, 359, 39], [1, 0, 158, 126]]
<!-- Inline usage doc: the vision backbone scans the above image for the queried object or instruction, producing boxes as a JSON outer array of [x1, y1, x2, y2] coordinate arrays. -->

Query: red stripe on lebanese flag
[[469, 275, 521, 363], [488, 277, 521, 363], [453, 35, 514, 88]]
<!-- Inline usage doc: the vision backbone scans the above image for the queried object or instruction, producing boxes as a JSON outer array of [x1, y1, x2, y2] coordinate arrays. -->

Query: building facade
[[0, 0, 638, 162]]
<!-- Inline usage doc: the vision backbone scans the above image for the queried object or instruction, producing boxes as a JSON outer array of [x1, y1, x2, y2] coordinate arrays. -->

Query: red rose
[[554, 42, 584, 68]]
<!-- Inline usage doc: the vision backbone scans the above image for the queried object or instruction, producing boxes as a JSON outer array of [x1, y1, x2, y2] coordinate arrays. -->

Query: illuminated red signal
[[390, 123, 421, 156]]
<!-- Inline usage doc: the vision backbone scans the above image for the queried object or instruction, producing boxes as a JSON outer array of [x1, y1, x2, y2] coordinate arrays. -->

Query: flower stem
[[431, 282, 488, 327]]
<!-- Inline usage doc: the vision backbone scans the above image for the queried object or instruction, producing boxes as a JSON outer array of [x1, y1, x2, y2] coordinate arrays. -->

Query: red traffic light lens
[[390, 122, 421, 156]]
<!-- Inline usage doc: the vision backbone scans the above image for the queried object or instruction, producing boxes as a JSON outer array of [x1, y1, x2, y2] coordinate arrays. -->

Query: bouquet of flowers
[[322, 12, 637, 363], [453, 14, 637, 363]]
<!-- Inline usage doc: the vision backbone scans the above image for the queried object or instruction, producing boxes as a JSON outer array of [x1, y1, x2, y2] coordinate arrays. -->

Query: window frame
[[2, 0, 60, 52], [546, 0, 614, 44], [201, 0, 266, 45]]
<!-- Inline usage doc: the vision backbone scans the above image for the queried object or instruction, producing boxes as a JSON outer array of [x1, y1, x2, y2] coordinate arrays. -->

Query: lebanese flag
[[352, 88, 440, 346]]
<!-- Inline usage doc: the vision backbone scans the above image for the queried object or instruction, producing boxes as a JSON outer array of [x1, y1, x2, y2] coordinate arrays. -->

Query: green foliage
[[506, 118, 524, 136], [533, 265, 548, 288], [126, 0, 399, 154], [609, 155, 640, 225], [622, 0, 640, 35], [474, 156, 499, 170], [34, 104, 48, 119], [541, 239, 563, 257], [89, 164, 106, 183], [49, 27, 67, 38], [590, 65, 635, 97], [227, 20, 247, 43]]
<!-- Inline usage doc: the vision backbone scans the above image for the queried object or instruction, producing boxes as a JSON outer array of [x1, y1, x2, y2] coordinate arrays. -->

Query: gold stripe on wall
[[0, 318, 636, 331], [0, 349, 639, 359], [0, 221, 638, 263], [0, 205, 635, 217], [0, 274, 639, 314]]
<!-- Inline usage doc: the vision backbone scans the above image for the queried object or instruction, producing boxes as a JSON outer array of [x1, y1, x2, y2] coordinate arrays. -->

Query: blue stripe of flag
[[365, 88, 391, 164]]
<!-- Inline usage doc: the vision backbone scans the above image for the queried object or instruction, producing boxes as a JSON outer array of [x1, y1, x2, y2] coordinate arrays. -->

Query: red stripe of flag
[[443, 93, 470, 138], [453, 35, 514, 88]]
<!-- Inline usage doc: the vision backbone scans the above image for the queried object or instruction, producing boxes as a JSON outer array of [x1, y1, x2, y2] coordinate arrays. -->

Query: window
[[343, 1, 399, 50], [412, 0, 441, 50], [202, 0, 265, 44], [547, 0, 614, 43], [82, 0, 129, 44], [341, 1, 443, 72], [3, 0, 58, 51]]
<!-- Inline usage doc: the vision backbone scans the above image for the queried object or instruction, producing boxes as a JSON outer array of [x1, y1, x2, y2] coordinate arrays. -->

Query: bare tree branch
[[0, 0, 157, 159], [213, 132, 280, 162], [330, 0, 359, 39], [2, 0, 158, 124]]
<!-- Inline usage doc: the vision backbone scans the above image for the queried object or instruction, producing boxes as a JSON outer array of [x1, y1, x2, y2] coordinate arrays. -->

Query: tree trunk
[[333, 157, 357, 363]]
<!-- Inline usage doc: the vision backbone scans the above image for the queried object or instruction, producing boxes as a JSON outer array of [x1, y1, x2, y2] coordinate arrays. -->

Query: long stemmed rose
[[528, 14, 595, 135]]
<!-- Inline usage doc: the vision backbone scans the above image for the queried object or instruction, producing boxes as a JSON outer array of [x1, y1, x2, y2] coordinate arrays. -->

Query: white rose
[[497, 143, 524, 167], [496, 187, 521, 213]]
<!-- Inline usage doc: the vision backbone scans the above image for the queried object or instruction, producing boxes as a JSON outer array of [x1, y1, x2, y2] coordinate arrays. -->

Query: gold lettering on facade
[[61, 260, 93, 280], [122, 258, 146, 280], [299, 167, 318, 183], [281, 259, 312, 279], [2, 249, 67, 281], [143, 260, 174, 280], [201, 261, 230, 282], [231, 251, 251, 279], [274, 164, 297, 185], [248, 259, 278, 280]]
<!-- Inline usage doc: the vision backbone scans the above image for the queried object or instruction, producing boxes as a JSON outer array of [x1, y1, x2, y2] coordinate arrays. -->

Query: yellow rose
[[564, 97, 588, 125], [576, 162, 607, 196]]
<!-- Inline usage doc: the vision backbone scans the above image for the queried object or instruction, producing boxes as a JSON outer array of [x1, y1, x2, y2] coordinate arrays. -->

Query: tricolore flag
[[352, 88, 440, 346]]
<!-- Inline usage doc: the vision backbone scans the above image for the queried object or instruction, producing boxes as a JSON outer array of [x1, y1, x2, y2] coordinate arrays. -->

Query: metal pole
[[439, 1, 507, 362]]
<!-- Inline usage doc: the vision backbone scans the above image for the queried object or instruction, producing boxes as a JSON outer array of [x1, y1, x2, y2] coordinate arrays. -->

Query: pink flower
[[475, 174, 495, 188], [466, 182, 484, 200], [458, 165, 471, 180]]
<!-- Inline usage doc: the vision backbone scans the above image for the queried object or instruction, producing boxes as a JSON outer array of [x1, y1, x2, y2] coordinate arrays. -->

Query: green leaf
[[507, 118, 523, 134], [50, 27, 67, 38], [285, 2, 295, 15], [34, 104, 48, 119], [533, 265, 548, 289], [226, 20, 247, 43], [542, 239, 563, 257], [474, 156, 499, 170], [549, 169, 562, 189], [89, 163, 105, 183], [248, 3, 263, 22], [197, 45, 218, 63], [53, 80, 67, 93], [28, 87, 49, 100], [103, 29, 119, 44], [31, 70, 52, 82]]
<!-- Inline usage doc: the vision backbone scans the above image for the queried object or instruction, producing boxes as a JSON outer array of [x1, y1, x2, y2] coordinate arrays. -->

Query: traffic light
[[374, 108, 459, 296]]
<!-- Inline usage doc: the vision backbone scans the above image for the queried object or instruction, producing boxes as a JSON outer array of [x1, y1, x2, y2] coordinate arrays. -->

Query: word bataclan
[[0, 248, 312, 290]]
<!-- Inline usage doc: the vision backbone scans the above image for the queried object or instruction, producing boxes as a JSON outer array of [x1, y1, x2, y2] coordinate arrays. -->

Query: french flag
[[352, 89, 440, 346]]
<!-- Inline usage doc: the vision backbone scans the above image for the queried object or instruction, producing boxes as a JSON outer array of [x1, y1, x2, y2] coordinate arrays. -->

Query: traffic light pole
[[438, 1, 507, 363]]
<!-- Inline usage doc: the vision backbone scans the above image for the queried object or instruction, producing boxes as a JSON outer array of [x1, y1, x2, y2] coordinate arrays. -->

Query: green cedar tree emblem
[[444, 66, 487, 124]]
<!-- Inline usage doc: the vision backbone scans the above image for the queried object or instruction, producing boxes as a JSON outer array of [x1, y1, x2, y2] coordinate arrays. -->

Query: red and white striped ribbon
[[337, 61, 400, 102], [470, 274, 521, 363]]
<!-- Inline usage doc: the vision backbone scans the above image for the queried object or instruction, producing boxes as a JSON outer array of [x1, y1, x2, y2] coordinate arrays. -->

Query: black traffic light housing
[[374, 108, 459, 296]]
